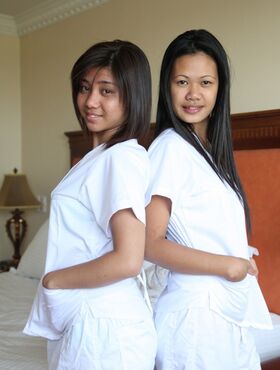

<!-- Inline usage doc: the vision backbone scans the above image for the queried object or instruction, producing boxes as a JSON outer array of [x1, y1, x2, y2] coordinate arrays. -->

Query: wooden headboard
[[230, 109, 280, 315], [65, 108, 280, 166], [65, 108, 280, 314]]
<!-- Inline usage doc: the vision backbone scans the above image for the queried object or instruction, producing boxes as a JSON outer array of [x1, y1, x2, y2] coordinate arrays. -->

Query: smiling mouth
[[85, 112, 102, 120], [183, 106, 202, 114]]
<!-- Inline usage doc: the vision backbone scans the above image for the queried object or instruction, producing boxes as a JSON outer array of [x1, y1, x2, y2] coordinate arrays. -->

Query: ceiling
[[0, 0, 48, 16], [0, 0, 106, 36]]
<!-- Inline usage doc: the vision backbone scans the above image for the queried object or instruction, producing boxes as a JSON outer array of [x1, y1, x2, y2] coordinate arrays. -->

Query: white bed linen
[[0, 269, 47, 369], [252, 312, 280, 362]]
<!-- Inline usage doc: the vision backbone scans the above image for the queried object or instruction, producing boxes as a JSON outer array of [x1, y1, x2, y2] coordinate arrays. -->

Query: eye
[[79, 83, 90, 94], [101, 88, 114, 95], [176, 79, 188, 87], [201, 80, 213, 86]]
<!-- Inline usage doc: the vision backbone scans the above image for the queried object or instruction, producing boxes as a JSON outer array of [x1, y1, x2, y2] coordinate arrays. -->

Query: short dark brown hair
[[71, 40, 152, 147]]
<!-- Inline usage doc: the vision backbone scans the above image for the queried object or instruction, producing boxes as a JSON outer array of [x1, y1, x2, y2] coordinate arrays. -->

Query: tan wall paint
[[0, 34, 21, 259], [0, 0, 279, 258]]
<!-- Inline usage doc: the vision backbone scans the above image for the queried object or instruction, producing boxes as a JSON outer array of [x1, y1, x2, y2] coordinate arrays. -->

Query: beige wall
[[0, 34, 21, 259], [0, 0, 279, 259]]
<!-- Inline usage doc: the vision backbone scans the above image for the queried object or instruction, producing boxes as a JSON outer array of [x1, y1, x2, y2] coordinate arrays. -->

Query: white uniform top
[[24, 139, 152, 340], [148, 129, 272, 329]]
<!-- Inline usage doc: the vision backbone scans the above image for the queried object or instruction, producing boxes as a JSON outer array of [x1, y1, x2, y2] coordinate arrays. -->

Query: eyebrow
[[174, 74, 217, 79], [81, 78, 117, 86]]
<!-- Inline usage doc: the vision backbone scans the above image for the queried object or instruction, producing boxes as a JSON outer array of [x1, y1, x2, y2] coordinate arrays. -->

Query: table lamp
[[0, 168, 41, 267]]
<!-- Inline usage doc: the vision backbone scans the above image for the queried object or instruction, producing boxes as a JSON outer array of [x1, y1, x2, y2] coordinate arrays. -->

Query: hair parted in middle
[[71, 39, 152, 148], [156, 29, 250, 229]]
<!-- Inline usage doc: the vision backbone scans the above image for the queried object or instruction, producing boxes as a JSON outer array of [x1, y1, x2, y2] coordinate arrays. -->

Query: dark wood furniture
[[65, 109, 280, 165]]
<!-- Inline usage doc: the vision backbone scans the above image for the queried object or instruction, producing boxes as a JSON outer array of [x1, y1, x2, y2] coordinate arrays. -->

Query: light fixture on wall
[[0, 168, 41, 268]]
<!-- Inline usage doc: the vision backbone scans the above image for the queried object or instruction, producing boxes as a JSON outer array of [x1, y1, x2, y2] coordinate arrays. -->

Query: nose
[[186, 83, 200, 101], [85, 89, 100, 108]]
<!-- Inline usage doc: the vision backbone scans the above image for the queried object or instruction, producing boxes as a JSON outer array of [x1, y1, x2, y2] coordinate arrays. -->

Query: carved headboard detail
[[65, 108, 280, 167], [230, 109, 280, 150]]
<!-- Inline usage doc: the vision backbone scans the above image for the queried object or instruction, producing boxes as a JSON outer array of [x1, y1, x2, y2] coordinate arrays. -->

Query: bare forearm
[[145, 238, 250, 281], [145, 196, 250, 282], [43, 251, 141, 289]]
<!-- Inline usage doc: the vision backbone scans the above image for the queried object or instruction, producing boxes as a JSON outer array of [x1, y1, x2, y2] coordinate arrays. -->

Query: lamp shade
[[0, 171, 40, 210]]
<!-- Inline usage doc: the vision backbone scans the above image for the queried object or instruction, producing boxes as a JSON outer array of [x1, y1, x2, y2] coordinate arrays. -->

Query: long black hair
[[71, 40, 152, 148], [156, 29, 250, 229]]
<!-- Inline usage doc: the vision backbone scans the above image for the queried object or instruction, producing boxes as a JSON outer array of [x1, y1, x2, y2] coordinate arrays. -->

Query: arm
[[145, 195, 255, 282], [43, 208, 144, 289]]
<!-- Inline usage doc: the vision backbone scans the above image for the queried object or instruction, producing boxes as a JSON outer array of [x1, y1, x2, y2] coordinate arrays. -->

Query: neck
[[199, 136, 210, 149], [92, 124, 123, 148], [191, 122, 208, 149]]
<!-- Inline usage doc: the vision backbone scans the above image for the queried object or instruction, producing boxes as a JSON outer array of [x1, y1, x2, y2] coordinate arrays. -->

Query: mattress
[[0, 270, 47, 369], [252, 312, 280, 362]]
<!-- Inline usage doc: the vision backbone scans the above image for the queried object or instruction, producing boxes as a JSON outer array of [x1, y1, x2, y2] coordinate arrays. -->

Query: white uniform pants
[[47, 305, 157, 370], [155, 306, 261, 370]]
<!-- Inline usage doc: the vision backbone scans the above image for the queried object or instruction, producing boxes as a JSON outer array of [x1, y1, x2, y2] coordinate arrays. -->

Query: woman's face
[[77, 67, 125, 146], [170, 51, 219, 140]]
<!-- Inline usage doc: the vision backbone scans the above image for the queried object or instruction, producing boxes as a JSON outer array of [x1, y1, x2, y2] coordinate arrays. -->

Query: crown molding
[[0, 0, 109, 37], [0, 14, 17, 36]]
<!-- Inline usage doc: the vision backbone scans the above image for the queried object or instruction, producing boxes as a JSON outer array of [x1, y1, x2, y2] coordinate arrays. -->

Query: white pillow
[[142, 261, 168, 308], [16, 219, 49, 279]]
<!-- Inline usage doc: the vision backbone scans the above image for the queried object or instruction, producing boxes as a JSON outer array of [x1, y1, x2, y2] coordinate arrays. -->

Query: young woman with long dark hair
[[146, 29, 271, 370]]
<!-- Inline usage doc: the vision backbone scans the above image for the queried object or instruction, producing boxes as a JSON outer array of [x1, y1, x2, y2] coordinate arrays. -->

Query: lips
[[183, 106, 202, 114], [85, 112, 102, 122]]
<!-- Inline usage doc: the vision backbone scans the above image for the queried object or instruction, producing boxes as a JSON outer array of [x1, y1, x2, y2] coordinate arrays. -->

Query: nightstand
[[0, 259, 19, 273]]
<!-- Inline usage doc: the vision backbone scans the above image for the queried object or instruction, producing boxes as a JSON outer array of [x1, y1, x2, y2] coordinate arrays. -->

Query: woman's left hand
[[248, 258, 259, 277]]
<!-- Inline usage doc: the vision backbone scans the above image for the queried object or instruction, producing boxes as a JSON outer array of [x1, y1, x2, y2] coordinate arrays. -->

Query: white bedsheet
[[0, 269, 47, 370], [252, 312, 280, 362]]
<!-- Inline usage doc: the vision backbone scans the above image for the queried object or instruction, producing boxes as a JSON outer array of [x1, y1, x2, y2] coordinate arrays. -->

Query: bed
[[0, 220, 49, 369], [0, 109, 278, 369]]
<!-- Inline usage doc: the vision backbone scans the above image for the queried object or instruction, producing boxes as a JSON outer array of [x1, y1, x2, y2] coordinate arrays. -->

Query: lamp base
[[5, 208, 27, 262]]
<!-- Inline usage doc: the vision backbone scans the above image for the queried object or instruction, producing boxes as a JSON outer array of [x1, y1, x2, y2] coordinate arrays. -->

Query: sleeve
[[81, 144, 150, 237], [148, 132, 188, 210], [248, 245, 259, 258]]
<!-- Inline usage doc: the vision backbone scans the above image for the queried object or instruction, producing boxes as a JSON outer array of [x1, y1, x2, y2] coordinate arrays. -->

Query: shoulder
[[148, 128, 192, 159], [102, 139, 150, 175], [150, 129, 189, 150], [147, 129, 191, 200], [111, 139, 148, 155], [108, 139, 148, 163]]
